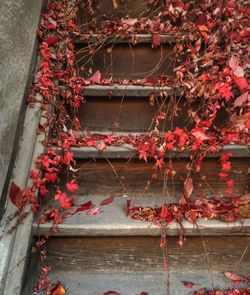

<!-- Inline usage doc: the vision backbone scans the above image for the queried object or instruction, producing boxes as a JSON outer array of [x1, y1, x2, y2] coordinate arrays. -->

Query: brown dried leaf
[[184, 177, 193, 198]]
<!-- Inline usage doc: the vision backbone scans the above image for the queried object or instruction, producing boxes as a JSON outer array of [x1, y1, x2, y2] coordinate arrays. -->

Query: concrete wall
[[0, 0, 43, 205]]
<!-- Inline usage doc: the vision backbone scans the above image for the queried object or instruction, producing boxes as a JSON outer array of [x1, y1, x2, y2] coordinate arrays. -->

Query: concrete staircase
[[24, 1, 250, 294]]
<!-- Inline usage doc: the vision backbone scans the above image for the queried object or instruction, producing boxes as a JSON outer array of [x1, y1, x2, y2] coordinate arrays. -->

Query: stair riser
[[45, 236, 250, 273], [60, 158, 249, 197], [78, 0, 164, 24], [75, 43, 177, 80]]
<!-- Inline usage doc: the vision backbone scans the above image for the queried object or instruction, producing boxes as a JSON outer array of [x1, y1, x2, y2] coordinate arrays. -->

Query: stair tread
[[47, 272, 247, 295], [82, 84, 179, 97], [33, 196, 250, 236], [52, 144, 249, 159], [75, 33, 177, 44]]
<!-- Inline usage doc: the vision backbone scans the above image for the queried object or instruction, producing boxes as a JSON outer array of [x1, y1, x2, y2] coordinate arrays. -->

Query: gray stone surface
[[0, 0, 42, 200], [34, 195, 250, 236], [46, 272, 238, 295]]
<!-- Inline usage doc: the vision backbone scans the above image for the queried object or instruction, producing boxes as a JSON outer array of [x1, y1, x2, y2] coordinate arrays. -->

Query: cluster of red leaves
[[126, 194, 250, 227], [7, 0, 249, 293]]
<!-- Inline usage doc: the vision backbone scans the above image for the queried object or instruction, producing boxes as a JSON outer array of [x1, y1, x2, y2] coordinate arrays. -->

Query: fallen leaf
[[234, 92, 249, 107], [224, 271, 244, 283], [102, 292, 121, 295], [191, 129, 210, 141], [160, 203, 168, 219], [89, 70, 101, 84], [182, 280, 197, 288], [233, 76, 249, 90], [87, 207, 101, 216], [46, 36, 60, 46], [52, 283, 65, 295], [100, 195, 114, 206], [98, 140, 106, 151], [76, 201, 93, 212], [8, 181, 24, 210], [229, 56, 239, 71], [184, 177, 193, 198]]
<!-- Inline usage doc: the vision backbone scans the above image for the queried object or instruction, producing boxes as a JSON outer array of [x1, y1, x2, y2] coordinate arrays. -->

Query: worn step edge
[[33, 196, 250, 236], [33, 273, 248, 295], [74, 33, 177, 44], [82, 84, 180, 97], [50, 144, 249, 159]]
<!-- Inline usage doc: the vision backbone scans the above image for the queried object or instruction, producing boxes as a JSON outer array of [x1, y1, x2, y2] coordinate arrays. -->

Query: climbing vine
[[7, 0, 250, 294]]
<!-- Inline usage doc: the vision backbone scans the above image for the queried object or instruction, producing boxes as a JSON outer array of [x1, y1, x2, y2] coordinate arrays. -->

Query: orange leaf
[[52, 283, 65, 295]]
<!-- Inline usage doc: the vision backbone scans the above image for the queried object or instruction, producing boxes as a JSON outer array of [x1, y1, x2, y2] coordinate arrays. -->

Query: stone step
[[82, 84, 178, 97], [32, 272, 248, 295], [75, 34, 177, 44], [33, 196, 250, 236], [54, 144, 249, 159]]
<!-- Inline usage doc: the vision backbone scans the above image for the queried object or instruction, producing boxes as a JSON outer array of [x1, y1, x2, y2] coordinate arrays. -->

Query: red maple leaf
[[66, 179, 79, 192], [215, 82, 234, 101], [55, 190, 74, 209], [8, 181, 24, 210]]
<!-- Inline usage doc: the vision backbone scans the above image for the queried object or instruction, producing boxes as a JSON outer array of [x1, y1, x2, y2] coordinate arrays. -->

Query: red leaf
[[234, 92, 249, 107], [76, 201, 93, 213], [182, 281, 197, 288], [103, 291, 121, 295], [160, 203, 168, 219], [8, 181, 24, 210], [46, 36, 60, 46], [98, 140, 106, 151], [89, 70, 101, 84], [140, 293, 148, 295], [52, 283, 65, 295], [66, 179, 79, 192], [233, 76, 249, 90], [229, 56, 239, 71], [126, 199, 132, 215], [87, 207, 101, 215], [191, 129, 210, 141], [151, 34, 161, 48], [100, 195, 114, 206], [224, 272, 244, 282], [54, 190, 74, 209], [184, 177, 193, 198]]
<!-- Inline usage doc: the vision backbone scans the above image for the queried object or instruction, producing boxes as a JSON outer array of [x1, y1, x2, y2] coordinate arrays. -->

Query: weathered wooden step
[[75, 42, 179, 80], [45, 235, 250, 272], [71, 95, 231, 132], [56, 157, 250, 197], [74, 96, 193, 132], [33, 196, 250, 236], [24, 236, 250, 294]]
